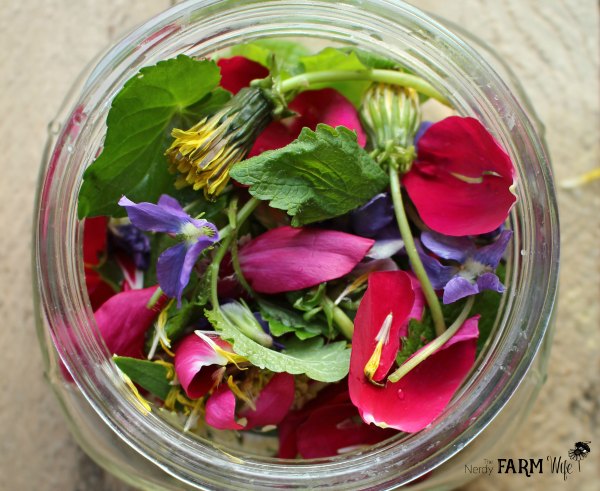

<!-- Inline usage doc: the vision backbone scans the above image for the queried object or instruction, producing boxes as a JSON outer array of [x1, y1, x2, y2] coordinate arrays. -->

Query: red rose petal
[[217, 56, 269, 95], [242, 373, 296, 428], [238, 226, 374, 294], [403, 116, 516, 236], [205, 385, 246, 430]]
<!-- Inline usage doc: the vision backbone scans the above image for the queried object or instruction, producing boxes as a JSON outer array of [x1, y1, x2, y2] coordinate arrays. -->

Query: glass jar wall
[[34, 1, 559, 489]]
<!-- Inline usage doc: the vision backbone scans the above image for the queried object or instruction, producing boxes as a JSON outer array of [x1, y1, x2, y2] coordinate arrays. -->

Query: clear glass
[[34, 1, 559, 489]]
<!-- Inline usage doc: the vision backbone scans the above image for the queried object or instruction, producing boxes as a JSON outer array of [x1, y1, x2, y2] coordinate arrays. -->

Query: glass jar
[[34, 1, 559, 489]]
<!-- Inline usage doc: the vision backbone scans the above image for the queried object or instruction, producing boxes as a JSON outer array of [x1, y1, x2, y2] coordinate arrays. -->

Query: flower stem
[[389, 166, 446, 336], [210, 198, 260, 308], [280, 69, 449, 106], [387, 296, 474, 383], [323, 296, 354, 340], [227, 197, 254, 296]]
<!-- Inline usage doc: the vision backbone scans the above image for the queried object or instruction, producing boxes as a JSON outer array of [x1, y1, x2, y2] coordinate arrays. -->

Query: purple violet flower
[[350, 193, 404, 259], [109, 224, 151, 270], [417, 229, 512, 304], [118, 195, 219, 305]]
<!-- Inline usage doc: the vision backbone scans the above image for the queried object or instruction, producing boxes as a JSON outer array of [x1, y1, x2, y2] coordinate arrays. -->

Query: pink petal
[[174, 333, 235, 399], [241, 373, 295, 428], [407, 273, 425, 323], [248, 88, 366, 157], [349, 271, 415, 383], [95, 286, 163, 358], [403, 116, 516, 236], [238, 226, 375, 294], [205, 385, 246, 430], [217, 56, 269, 95], [350, 316, 480, 433], [297, 401, 396, 458]]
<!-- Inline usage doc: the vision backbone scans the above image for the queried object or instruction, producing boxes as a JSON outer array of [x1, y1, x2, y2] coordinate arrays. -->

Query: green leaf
[[207, 309, 350, 382], [395, 314, 435, 366], [230, 124, 388, 226], [113, 356, 172, 400], [298, 48, 370, 106], [258, 299, 327, 340], [230, 39, 310, 75], [338, 47, 399, 70], [78, 55, 222, 218]]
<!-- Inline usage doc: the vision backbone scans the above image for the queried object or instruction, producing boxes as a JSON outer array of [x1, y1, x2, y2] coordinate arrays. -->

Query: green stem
[[389, 165, 446, 336], [387, 296, 474, 383], [280, 69, 449, 106], [227, 197, 254, 296], [209, 198, 260, 308], [323, 296, 354, 340]]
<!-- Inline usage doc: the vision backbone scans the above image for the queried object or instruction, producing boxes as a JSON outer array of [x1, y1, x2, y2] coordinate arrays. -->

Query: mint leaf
[[78, 55, 222, 218], [230, 124, 388, 226], [113, 356, 172, 400], [395, 315, 435, 366], [207, 309, 350, 382], [230, 39, 309, 75], [258, 299, 327, 340], [298, 48, 370, 106], [339, 47, 399, 70]]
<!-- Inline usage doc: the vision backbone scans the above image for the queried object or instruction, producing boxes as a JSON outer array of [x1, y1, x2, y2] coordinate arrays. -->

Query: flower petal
[[205, 385, 246, 430], [156, 238, 214, 305], [349, 271, 415, 385], [415, 240, 456, 290], [118, 195, 191, 234], [85, 269, 115, 311], [239, 226, 374, 294], [95, 286, 163, 358], [443, 276, 479, 304], [472, 229, 513, 268], [217, 56, 269, 95], [241, 373, 296, 428], [83, 216, 107, 265], [404, 116, 516, 236], [476, 272, 505, 294], [420, 231, 472, 262], [296, 401, 396, 458], [351, 193, 395, 238], [248, 88, 366, 156], [352, 316, 479, 432], [174, 333, 232, 399]]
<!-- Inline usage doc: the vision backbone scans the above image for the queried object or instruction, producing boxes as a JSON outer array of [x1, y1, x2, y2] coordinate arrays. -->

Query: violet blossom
[[119, 194, 219, 304], [418, 229, 513, 304]]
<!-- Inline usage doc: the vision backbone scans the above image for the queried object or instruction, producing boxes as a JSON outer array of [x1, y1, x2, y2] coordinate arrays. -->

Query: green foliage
[[258, 299, 328, 340], [207, 309, 350, 382], [395, 314, 436, 366], [113, 356, 172, 401], [230, 124, 388, 226], [230, 39, 310, 75], [78, 55, 223, 218]]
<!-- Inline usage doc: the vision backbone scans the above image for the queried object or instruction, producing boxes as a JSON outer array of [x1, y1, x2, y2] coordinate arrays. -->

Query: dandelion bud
[[360, 83, 421, 172], [166, 87, 274, 198]]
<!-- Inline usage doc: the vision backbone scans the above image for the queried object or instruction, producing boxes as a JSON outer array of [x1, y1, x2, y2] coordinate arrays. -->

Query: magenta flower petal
[[297, 401, 396, 458], [118, 196, 191, 234], [174, 333, 234, 399], [205, 385, 246, 430], [350, 315, 479, 433], [241, 373, 295, 428], [349, 271, 415, 386], [217, 56, 269, 95], [94, 286, 163, 358], [403, 116, 516, 236], [248, 88, 366, 156], [238, 226, 374, 294]]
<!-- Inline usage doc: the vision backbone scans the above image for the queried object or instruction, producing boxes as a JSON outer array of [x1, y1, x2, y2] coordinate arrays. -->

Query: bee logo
[[568, 441, 591, 461]]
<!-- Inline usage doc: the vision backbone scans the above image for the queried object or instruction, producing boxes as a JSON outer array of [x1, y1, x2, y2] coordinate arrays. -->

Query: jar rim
[[35, 0, 559, 488]]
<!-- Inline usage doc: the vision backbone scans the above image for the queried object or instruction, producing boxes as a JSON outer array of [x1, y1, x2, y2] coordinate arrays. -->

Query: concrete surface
[[0, 1, 598, 490]]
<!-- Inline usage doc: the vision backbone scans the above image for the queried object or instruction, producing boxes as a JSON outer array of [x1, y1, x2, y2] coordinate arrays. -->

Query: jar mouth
[[35, 0, 559, 489]]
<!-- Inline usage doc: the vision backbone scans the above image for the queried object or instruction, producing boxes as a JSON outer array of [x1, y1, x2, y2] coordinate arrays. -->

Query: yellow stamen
[[194, 331, 248, 368], [334, 272, 371, 306], [153, 360, 175, 380], [226, 375, 256, 412], [118, 369, 152, 414], [363, 313, 394, 384]]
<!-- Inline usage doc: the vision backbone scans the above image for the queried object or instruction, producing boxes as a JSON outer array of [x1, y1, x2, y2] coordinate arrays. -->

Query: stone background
[[0, 1, 598, 490]]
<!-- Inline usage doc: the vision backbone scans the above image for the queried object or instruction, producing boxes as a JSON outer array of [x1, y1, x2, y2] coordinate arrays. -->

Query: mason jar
[[33, 1, 559, 489]]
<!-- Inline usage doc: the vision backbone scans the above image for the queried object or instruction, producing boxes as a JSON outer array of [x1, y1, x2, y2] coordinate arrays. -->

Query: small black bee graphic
[[568, 441, 591, 461]]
